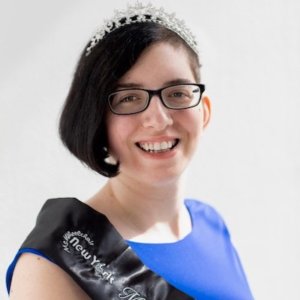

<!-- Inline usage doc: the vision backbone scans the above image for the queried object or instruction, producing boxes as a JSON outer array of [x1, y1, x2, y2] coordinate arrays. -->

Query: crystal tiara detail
[[85, 2, 198, 56]]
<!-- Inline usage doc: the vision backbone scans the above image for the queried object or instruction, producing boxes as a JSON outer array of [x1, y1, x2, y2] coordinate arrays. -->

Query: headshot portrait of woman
[[1, 1, 299, 300]]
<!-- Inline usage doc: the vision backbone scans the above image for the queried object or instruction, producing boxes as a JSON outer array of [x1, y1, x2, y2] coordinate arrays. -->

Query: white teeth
[[138, 140, 177, 152], [161, 141, 168, 150], [154, 142, 160, 151]]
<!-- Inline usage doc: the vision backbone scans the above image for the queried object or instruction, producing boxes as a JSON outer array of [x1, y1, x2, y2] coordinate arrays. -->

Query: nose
[[141, 95, 173, 130]]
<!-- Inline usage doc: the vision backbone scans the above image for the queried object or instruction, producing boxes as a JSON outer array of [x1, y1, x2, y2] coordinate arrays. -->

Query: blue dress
[[128, 199, 253, 299], [7, 198, 254, 299]]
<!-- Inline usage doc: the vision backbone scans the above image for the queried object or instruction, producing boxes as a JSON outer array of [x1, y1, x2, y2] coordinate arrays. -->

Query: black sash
[[21, 198, 194, 299]]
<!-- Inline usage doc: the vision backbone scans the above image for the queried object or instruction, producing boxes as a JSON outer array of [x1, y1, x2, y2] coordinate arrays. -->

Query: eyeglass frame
[[107, 83, 206, 115]]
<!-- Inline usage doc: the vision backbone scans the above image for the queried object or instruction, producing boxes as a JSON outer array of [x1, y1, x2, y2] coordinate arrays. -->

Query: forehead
[[117, 42, 196, 89]]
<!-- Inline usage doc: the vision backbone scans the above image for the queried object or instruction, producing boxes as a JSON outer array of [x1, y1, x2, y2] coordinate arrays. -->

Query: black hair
[[59, 21, 201, 177]]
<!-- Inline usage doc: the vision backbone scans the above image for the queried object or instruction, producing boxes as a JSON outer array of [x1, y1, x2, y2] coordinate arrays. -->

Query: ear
[[201, 95, 211, 129]]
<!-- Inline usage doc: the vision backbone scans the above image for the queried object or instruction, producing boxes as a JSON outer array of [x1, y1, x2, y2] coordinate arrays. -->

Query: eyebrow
[[116, 78, 194, 89]]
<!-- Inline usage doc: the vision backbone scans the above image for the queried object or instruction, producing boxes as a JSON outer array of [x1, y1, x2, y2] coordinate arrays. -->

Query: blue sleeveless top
[[7, 199, 253, 299], [127, 200, 253, 299]]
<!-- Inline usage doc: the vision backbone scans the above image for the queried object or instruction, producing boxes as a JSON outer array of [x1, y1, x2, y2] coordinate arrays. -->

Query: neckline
[[71, 197, 195, 246], [126, 199, 195, 246]]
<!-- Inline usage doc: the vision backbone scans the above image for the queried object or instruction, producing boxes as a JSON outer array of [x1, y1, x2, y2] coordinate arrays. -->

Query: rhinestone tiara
[[85, 2, 198, 56]]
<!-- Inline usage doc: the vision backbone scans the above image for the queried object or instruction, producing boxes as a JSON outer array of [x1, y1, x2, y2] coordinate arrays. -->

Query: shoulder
[[39, 197, 105, 219], [32, 197, 103, 230], [9, 198, 110, 299], [10, 253, 90, 300], [9, 198, 92, 299], [34, 198, 80, 223], [185, 199, 230, 236], [39, 197, 81, 213]]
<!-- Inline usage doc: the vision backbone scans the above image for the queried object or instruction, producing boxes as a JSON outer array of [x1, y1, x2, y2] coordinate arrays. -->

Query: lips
[[136, 139, 179, 153]]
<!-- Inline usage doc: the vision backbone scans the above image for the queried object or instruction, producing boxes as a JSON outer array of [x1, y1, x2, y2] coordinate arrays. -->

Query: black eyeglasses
[[107, 83, 205, 115]]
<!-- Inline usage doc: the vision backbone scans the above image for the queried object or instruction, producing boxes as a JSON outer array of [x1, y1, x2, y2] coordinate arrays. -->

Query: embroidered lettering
[[63, 230, 94, 246], [62, 231, 115, 284], [75, 244, 83, 251], [81, 249, 91, 260], [69, 236, 79, 246], [118, 287, 146, 300], [62, 231, 147, 297], [91, 255, 100, 266], [69, 237, 91, 260]]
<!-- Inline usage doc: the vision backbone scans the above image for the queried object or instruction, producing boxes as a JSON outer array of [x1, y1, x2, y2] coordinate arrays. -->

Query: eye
[[168, 89, 192, 99], [170, 91, 186, 98], [165, 85, 200, 101], [119, 95, 139, 103], [111, 91, 144, 107]]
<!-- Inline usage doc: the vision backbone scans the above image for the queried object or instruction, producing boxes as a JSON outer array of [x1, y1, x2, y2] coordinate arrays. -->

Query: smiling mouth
[[136, 139, 179, 153]]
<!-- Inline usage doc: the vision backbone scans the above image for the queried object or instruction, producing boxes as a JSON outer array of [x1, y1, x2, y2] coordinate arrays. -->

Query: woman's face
[[106, 42, 211, 185]]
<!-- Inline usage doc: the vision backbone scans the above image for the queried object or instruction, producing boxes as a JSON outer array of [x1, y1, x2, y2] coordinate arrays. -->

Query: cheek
[[106, 115, 120, 153], [106, 115, 134, 156], [181, 108, 203, 136]]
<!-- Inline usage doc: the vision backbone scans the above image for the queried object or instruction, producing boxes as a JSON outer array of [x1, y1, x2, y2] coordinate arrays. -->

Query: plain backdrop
[[1, 0, 299, 299]]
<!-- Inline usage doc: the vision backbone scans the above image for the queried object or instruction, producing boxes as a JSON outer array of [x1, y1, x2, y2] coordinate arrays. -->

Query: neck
[[89, 174, 191, 242]]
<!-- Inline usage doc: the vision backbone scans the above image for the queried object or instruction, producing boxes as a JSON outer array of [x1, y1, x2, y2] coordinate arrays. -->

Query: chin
[[125, 166, 185, 186]]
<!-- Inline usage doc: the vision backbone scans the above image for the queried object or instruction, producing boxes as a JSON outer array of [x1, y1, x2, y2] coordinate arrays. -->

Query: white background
[[1, 0, 299, 299]]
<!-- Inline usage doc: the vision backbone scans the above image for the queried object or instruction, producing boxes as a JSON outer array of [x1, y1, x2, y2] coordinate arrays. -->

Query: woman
[[7, 3, 254, 299]]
